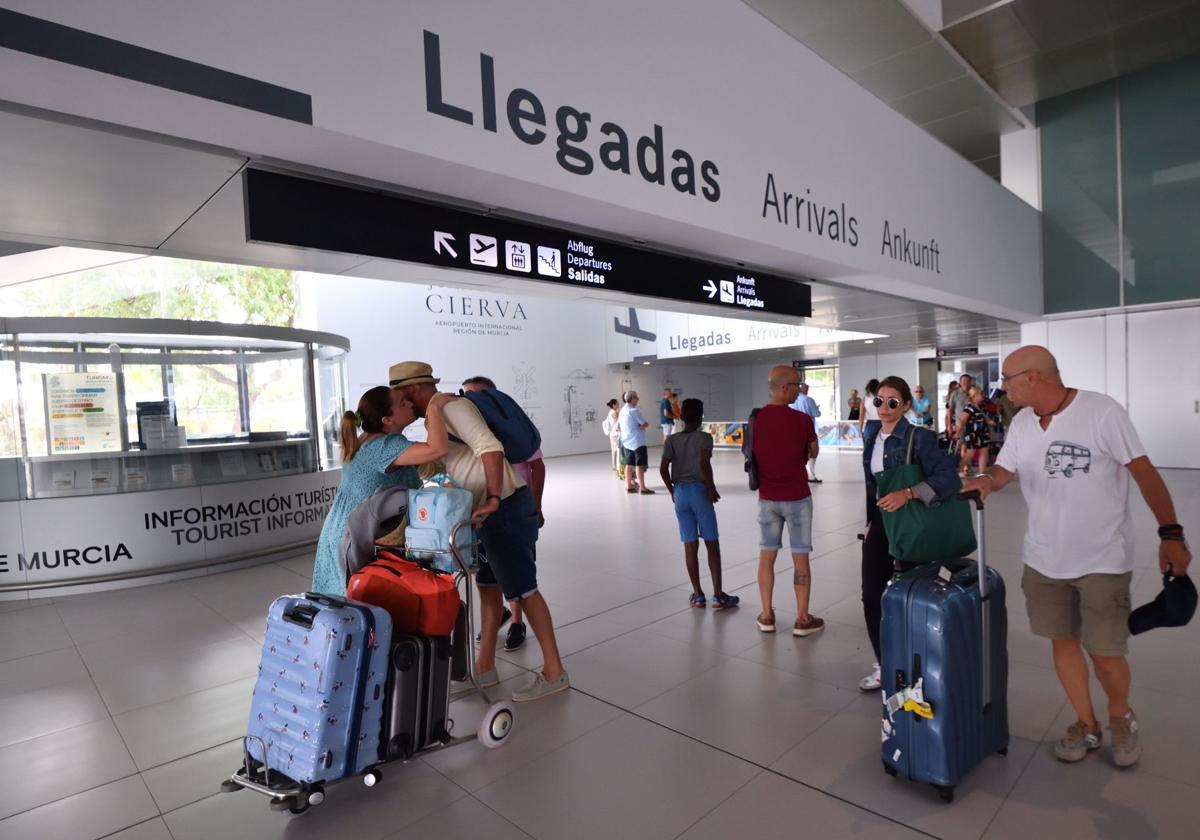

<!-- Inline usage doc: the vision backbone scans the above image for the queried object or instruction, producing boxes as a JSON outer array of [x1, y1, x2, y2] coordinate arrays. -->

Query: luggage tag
[[885, 677, 934, 719], [903, 698, 935, 719], [937, 565, 954, 584]]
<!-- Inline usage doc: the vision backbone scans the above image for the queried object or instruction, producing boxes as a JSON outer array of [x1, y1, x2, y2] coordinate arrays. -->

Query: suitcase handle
[[961, 491, 995, 713], [283, 601, 318, 629]]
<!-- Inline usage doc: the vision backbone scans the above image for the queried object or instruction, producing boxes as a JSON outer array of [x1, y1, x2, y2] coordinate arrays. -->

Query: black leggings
[[861, 502, 918, 662]]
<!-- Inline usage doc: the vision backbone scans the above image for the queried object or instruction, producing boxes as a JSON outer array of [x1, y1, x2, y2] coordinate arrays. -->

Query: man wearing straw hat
[[390, 361, 568, 702]]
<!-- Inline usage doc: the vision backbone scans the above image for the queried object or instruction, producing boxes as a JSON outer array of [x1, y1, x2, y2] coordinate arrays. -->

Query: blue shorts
[[757, 497, 813, 553], [475, 488, 539, 601], [674, 483, 719, 543]]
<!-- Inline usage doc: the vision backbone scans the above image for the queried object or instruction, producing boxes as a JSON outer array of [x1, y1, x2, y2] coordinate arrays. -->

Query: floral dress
[[961, 403, 991, 450], [311, 434, 420, 595]]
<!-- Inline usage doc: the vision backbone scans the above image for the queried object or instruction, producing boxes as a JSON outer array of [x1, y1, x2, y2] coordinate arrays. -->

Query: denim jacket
[[862, 417, 961, 506]]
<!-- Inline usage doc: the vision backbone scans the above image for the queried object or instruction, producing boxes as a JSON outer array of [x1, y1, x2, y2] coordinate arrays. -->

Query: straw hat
[[388, 361, 440, 388]]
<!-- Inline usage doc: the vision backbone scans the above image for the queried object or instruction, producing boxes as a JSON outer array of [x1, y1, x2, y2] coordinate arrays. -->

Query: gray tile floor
[[1, 450, 1197, 839]]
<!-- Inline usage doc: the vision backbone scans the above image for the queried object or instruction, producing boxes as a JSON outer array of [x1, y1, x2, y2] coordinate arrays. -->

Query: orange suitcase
[[346, 551, 461, 636]]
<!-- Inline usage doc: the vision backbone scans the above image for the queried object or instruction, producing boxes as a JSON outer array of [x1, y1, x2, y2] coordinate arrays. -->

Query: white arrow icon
[[703, 279, 718, 299], [434, 231, 458, 259]]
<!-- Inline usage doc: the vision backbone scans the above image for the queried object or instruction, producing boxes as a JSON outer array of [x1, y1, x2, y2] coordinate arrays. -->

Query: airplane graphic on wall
[[612, 307, 658, 362]]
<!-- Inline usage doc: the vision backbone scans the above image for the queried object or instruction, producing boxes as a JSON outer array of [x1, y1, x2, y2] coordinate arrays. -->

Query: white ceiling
[[742, 0, 1029, 178]]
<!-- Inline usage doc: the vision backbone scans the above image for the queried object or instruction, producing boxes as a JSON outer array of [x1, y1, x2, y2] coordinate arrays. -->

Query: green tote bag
[[874, 427, 976, 563]]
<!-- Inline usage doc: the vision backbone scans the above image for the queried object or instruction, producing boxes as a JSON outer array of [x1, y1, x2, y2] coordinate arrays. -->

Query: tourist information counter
[[0, 318, 350, 598]]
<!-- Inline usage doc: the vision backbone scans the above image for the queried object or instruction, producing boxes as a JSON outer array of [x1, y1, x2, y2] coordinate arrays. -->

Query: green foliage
[[0, 258, 306, 448], [0, 258, 299, 326]]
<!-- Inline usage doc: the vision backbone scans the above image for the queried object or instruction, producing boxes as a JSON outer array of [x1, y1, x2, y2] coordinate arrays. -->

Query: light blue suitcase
[[246, 593, 392, 785], [405, 485, 477, 573]]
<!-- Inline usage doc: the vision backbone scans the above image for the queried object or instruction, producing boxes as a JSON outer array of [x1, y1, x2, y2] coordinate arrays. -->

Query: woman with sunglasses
[[858, 376, 961, 691]]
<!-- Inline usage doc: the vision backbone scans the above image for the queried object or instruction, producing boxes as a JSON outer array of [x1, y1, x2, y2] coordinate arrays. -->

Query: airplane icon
[[469, 234, 497, 267]]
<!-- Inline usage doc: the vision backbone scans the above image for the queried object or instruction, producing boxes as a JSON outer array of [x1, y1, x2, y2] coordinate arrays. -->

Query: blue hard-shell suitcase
[[879, 496, 1008, 802], [246, 593, 392, 785]]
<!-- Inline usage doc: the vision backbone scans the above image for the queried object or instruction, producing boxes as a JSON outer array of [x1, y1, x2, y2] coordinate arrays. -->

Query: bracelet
[[1158, 524, 1184, 538], [486, 494, 501, 502], [1161, 534, 1186, 543], [974, 473, 994, 484]]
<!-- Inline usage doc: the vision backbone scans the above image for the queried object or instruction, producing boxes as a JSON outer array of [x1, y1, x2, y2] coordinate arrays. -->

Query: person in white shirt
[[602, 398, 622, 479], [789, 382, 823, 484], [618, 390, 654, 494], [961, 346, 1191, 769]]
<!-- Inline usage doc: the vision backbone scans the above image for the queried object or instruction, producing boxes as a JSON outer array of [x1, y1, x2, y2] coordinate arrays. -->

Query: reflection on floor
[[1, 450, 1197, 840]]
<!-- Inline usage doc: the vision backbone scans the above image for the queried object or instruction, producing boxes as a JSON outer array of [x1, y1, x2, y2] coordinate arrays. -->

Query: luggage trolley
[[220, 519, 514, 815]]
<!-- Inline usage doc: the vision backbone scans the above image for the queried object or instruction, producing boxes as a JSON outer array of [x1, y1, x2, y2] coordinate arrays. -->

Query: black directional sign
[[243, 169, 812, 318]]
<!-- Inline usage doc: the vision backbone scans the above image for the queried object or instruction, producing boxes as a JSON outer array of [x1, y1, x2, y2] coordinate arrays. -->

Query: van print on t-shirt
[[1044, 441, 1091, 478]]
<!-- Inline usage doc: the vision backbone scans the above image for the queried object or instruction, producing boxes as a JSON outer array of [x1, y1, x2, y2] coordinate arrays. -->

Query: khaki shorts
[[1021, 565, 1132, 656]]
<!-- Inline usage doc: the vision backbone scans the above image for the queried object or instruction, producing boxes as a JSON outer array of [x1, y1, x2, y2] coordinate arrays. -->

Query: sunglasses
[[873, 397, 902, 409]]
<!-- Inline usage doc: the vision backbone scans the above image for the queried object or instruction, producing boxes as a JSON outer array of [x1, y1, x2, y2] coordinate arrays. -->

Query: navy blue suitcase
[[879, 496, 1008, 802]]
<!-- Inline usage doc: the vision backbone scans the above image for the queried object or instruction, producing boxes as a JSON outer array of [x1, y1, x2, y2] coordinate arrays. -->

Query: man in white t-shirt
[[961, 346, 1191, 769]]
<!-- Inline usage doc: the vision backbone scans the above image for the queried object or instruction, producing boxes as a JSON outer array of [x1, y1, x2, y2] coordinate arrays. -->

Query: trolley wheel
[[306, 786, 326, 807], [935, 784, 955, 804], [268, 796, 294, 812], [363, 767, 382, 787], [478, 702, 515, 749], [219, 777, 242, 793], [289, 803, 311, 816], [882, 760, 898, 777]]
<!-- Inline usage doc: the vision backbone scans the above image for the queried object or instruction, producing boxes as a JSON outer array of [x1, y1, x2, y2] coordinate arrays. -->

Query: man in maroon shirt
[[752, 365, 825, 636]]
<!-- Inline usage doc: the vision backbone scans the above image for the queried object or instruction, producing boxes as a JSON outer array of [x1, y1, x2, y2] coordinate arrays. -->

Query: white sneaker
[[859, 662, 881, 692]]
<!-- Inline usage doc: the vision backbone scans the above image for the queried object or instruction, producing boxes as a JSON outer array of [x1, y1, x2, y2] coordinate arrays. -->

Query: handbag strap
[[903, 424, 917, 465]]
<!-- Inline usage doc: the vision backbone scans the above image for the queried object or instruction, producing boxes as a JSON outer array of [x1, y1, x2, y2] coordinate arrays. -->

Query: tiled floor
[[1, 450, 1197, 840]]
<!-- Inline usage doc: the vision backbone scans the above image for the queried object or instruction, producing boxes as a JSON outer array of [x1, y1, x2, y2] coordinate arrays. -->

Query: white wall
[[1021, 305, 1200, 468], [1001, 128, 1041, 210], [310, 274, 734, 456], [839, 350, 919, 398]]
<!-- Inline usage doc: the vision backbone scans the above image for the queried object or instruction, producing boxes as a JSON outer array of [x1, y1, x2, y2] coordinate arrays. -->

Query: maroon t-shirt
[[752, 403, 816, 502]]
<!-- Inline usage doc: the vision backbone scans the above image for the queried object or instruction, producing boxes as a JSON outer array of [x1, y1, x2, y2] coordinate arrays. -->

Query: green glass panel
[[1039, 81, 1120, 313], [1119, 55, 1200, 306]]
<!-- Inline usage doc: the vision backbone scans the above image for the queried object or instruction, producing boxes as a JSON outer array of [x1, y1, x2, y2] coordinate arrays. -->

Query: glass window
[[1119, 54, 1200, 306], [1039, 81, 1121, 313], [246, 354, 308, 436], [18, 356, 77, 457], [314, 344, 349, 468], [801, 367, 838, 421], [122, 363, 166, 446], [0, 337, 19, 458], [171, 361, 240, 439]]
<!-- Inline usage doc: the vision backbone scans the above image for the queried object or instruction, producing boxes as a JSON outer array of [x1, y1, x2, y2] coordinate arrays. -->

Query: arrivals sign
[[244, 169, 812, 318]]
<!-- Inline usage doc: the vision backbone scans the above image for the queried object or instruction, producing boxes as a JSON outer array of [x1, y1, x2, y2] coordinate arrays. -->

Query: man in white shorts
[[962, 346, 1191, 768]]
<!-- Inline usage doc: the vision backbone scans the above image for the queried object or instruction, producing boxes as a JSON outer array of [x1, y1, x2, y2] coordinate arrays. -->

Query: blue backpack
[[405, 483, 476, 574], [459, 388, 541, 463]]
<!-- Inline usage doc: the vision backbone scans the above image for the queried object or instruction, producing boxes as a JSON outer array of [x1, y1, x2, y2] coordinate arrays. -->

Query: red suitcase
[[346, 551, 460, 636]]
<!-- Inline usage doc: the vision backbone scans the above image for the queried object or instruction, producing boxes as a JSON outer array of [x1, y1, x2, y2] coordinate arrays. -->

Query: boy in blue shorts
[[660, 398, 739, 609]]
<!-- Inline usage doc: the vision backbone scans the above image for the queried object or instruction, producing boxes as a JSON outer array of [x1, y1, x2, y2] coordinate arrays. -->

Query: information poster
[[44, 373, 121, 455]]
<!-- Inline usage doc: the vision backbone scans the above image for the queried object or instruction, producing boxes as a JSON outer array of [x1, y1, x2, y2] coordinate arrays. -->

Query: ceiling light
[[864, 339, 875, 344], [642, 361, 651, 365]]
